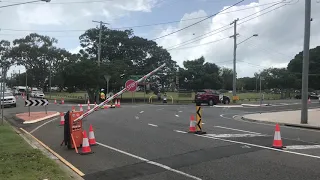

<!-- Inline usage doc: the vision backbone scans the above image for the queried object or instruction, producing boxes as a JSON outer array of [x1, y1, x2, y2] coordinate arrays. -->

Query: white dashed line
[[174, 130, 187, 134], [178, 111, 183, 113], [97, 142, 202, 180], [214, 125, 261, 134], [140, 111, 144, 114], [175, 114, 180, 117], [148, 123, 158, 127], [206, 133, 267, 138]]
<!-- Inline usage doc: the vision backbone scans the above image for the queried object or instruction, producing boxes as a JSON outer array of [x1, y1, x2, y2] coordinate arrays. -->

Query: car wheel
[[224, 99, 230, 104], [208, 99, 214, 106]]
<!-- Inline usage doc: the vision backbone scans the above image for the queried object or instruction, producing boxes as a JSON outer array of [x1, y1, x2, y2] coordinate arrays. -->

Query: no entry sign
[[125, 79, 137, 92]]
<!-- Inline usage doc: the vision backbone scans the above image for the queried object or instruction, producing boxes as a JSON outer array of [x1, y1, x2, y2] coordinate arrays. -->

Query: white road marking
[[214, 105, 243, 108], [241, 145, 251, 148], [148, 123, 158, 127], [202, 123, 205, 125], [206, 133, 267, 138], [96, 142, 202, 180], [175, 114, 179, 117], [156, 108, 164, 111], [214, 125, 261, 134], [279, 103, 289, 105], [178, 111, 183, 113], [285, 145, 320, 150], [140, 111, 144, 114], [195, 134, 320, 160], [135, 116, 140, 120], [30, 118, 58, 134], [174, 130, 187, 134]]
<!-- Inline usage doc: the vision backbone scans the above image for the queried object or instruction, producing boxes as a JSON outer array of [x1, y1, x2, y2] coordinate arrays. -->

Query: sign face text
[[125, 79, 137, 92]]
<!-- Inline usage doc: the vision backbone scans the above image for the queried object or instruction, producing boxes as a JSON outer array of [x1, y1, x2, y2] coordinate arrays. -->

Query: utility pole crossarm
[[92, 20, 109, 67]]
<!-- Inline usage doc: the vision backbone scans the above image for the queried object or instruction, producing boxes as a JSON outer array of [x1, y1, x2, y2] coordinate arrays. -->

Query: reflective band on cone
[[189, 115, 196, 133], [87, 103, 91, 111], [80, 130, 92, 155], [60, 112, 65, 126], [88, 124, 97, 146], [79, 104, 83, 112], [54, 99, 57, 104], [272, 124, 284, 149], [61, 98, 64, 104]]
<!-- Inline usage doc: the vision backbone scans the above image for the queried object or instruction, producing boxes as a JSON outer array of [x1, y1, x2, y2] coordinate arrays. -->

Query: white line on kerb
[[97, 142, 202, 180], [174, 130, 187, 134], [148, 123, 158, 127], [195, 134, 320, 159], [214, 126, 261, 134], [30, 118, 58, 134], [285, 145, 320, 150]]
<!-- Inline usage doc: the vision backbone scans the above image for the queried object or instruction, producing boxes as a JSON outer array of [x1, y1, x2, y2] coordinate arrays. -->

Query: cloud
[[2, 0, 160, 76], [156, 0, 320, 77]]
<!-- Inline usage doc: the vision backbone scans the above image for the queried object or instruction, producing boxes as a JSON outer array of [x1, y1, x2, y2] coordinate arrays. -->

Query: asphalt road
[[5, 98, 320, 180]]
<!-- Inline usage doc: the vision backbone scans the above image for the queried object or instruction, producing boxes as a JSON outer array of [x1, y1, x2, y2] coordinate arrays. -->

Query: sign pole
[[131, 91, 133, 104]]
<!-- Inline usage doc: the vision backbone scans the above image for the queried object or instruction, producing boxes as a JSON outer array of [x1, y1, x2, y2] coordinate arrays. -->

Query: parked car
[[295, 94, 318, 99], [31, 91, 45, 98], [1, 92, 16, 107], [195, 89, 230, 106]]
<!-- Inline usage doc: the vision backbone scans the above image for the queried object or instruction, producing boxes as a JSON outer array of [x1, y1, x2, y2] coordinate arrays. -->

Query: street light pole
[[301, 0, 312, 124]]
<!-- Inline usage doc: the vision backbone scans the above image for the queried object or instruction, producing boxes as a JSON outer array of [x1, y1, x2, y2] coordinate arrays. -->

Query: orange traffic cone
[[115, 99, 118, 107], [308, 98, 311, 104], [61, 98, 65, 104], [88, 125, 97, 146], [87, 99, 90, 104], [59, 112, 65, 126], [54, 99, 57, 104], [72, 106, 75, 112], [80, 130, 92, 155], [87, 103, 91, 111], [79, 104, 83, 111], [272, 124, 284, 149], [188, 114, 196, 133], [94, 102, 97, 111], [117, 99, 121, 107]]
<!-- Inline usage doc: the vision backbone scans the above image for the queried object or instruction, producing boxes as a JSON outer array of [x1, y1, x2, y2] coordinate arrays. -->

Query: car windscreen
[[196, 91, 206, 95]]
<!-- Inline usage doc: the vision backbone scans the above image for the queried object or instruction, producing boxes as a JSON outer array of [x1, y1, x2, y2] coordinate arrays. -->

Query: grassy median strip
[[0, 123, 70, 180]]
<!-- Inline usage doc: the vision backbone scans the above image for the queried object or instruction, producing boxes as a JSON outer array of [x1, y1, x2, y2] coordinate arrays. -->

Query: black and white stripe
[[25, 99, 49, 106]]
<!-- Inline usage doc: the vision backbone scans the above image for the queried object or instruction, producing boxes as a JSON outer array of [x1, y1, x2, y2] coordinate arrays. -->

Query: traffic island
[[241, 108, 320, 130], [16, 111, 59, 124]]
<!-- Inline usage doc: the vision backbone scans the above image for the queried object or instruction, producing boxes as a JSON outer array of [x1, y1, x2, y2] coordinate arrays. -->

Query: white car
[[1, 92, 16, 107], [32, 91, 45, 98]]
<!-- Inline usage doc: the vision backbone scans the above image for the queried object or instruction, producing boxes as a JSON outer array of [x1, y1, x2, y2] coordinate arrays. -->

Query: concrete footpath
[[242, 108, 320, 129]]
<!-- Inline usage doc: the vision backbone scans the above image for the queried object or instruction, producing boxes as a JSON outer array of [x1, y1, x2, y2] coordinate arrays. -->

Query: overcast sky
[[2, 0, 320, 77]]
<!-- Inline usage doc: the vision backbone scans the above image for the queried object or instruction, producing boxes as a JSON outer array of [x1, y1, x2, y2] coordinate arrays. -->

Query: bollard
[[195, 106, 206, 135]]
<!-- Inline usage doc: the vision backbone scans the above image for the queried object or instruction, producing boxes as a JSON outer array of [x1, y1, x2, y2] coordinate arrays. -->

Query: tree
[[0, 40, 13, 82], [78, 26, 177, 93], [288, 46, 320, 90], [179, 56, 222, 90], [220, 68, 233, 90]]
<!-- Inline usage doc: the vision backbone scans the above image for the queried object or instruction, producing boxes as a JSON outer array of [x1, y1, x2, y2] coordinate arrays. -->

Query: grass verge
[[0, 122, 70, 180]]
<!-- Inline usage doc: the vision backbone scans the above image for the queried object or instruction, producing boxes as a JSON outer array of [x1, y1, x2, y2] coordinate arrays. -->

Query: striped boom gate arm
[[74, 63, 166, 122]]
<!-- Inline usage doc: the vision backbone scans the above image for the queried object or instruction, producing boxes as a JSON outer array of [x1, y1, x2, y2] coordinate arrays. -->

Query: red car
[[195, 89, 230, 106]]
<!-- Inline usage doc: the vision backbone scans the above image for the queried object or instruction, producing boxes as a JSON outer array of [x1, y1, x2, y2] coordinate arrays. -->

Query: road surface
[[6, 98, 320, 180]]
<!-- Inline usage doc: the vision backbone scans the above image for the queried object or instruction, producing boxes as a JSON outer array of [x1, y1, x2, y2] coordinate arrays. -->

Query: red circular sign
[[125, 79, 137, 92]]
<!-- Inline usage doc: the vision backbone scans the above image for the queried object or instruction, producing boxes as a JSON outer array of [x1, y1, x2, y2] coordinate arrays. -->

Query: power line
[[0, 0, 113, 4], [0, 0, 287, 33], [151, 0, 245, 41], [167, 1, 288, 50]]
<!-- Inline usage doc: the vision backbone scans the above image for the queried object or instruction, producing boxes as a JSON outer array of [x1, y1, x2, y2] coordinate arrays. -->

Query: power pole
[[230, 19, 239, 98], [92, 20, 109, 103], [301, 0, 311, 124], [92, 20, 109, 67]]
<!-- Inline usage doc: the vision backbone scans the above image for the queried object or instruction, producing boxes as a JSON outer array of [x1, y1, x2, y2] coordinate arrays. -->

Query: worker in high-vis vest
[[100, 90, 106, 101]]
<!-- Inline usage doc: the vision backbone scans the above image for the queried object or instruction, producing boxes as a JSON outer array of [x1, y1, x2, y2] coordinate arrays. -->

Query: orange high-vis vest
[[100, 92, 105, 100]]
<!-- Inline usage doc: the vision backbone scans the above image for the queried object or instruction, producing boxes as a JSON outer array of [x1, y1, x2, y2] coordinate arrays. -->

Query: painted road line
[[175, 114, 180, 117], [140, 111, 144, 114], [135, 116, 140, 120], [96, 142, 202, 180], [20, 128, 85, 177], [195, 134, 320, 160], [285, 145, 320, 150], [178, 110, 183, 113], [214, 105, 243, 108], [205, 133, 267, 138], [214, 126, 261, 135], [148, 123, 158, 127], [30, 118, 58, 134], [174, 130, 188, 134], [156, 108, 164, 111]]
